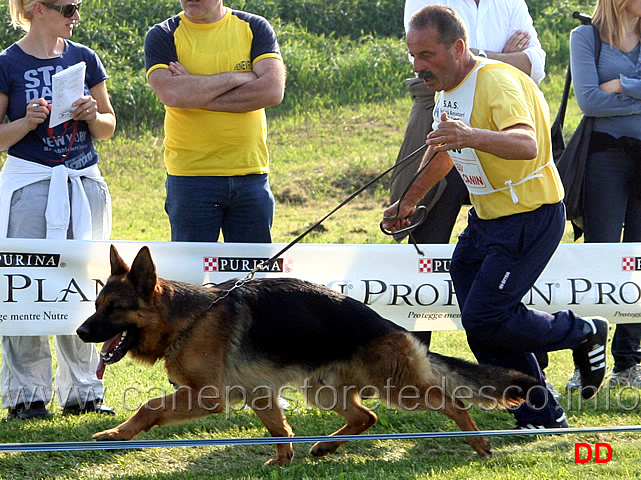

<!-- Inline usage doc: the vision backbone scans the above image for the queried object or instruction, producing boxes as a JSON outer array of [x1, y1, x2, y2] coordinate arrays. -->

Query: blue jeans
[[165, 174, 274, 243], [584, 148, 641, 372], [451, 203, 587, 425]]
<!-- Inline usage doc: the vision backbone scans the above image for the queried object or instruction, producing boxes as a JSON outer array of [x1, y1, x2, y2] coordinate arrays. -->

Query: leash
[[208, 143, 432, 306], [379, 148, 439, 256]]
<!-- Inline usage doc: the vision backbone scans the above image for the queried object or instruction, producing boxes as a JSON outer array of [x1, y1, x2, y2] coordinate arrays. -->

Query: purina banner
[[0, 239, 640, 336]]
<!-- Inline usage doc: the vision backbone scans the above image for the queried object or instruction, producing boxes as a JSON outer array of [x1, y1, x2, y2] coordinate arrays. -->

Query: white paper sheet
[[49, 61, 86, 128]]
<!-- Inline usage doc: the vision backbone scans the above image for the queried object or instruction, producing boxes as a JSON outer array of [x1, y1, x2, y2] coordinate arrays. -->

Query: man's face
[[407, 26, 459, 91], [180, 0, 224, 23]]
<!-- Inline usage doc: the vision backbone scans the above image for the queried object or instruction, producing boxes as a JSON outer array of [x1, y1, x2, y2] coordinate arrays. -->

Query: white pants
[[1, 178, 110, 408]]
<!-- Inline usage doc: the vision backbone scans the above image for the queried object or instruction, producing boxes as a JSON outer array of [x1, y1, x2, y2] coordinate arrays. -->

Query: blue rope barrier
[[2, 425, 641, 453]]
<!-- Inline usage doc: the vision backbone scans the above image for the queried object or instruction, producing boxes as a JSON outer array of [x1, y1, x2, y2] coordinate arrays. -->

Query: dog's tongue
[[96, 333, 123, 380], [96, 358, 106, 380]]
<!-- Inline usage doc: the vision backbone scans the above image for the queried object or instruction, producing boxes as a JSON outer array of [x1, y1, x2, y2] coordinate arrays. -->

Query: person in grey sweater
[[566, 0, 641, 390]]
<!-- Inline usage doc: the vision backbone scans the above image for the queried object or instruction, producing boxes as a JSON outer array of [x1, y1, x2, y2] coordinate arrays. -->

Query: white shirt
[[0, 156, 111, 240], [404, 0, 546, 83]]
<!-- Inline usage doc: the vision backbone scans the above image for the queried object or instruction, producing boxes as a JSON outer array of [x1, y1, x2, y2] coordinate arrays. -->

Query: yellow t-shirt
[[435, 60, 564, 219], [144, 9, 282, 176]]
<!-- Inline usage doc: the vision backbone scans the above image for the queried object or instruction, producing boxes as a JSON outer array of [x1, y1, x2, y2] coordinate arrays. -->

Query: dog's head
[[76, 245, 159, 379]]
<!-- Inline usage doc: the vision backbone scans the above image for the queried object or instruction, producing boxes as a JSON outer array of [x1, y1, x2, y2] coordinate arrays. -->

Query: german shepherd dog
[[77, 245, 538, 465]]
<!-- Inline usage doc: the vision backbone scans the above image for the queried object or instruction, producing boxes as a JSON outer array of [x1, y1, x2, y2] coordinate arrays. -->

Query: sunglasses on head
[[40, 1, 82, 18]]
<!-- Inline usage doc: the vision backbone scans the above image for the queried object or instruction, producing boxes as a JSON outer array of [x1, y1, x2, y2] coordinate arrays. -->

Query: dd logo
[[574, 442, 613, 464]]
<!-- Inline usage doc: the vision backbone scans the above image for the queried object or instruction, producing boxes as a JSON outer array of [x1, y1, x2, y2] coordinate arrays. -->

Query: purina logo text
[[418, 258, 451, 273], [0, 252, 60, 268], [204, 257, 285, 273]]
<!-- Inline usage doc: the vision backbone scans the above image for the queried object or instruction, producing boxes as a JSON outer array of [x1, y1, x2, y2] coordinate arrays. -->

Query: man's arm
[[509, 0, 547, 83], [472, 30, 533, 78], [148, 57, 285, 112], [382, 113, 538, 231], [471, 28, 545, 82], [426, 112, 538, 160], [201, 57, 286, 112], [147, 66, 257, 109]]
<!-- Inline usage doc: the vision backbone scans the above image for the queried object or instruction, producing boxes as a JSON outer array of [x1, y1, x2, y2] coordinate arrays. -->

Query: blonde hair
[[592, 0, 641, 49], [9, 0, 42, 31]]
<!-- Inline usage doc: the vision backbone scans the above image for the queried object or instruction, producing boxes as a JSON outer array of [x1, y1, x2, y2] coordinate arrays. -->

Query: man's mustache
[[417, 70, 435, 80]]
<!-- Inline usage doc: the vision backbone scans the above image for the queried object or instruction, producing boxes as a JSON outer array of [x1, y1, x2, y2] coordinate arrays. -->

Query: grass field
[[1, 334, 640, 479], [1, 79, 639, 479]]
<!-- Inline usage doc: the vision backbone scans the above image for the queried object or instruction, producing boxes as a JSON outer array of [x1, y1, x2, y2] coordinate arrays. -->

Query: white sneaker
[[610, 365, 641, 388]]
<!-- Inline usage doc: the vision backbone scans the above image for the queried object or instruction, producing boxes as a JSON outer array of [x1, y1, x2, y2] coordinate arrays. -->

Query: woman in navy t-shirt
[[0, 0, 116, 420]]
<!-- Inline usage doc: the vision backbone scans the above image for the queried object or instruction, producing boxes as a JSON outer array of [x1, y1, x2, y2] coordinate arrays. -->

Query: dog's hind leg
[[413, 386, 492, 459], [309, 388, 377, 458], [250, 397, 295, 466]]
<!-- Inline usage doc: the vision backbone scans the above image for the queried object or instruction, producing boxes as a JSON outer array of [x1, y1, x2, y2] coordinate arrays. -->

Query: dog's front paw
[[93, 428, 134, 441]]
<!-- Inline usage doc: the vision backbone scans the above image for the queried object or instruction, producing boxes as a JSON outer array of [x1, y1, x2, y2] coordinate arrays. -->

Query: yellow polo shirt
[[145, 8, 282, 176]]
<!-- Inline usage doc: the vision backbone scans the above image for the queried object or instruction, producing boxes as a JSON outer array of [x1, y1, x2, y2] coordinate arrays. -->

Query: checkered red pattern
[[283, 258, 294, 273], [622, 257, 636, 272], [419, 258, 432, 273], [204, 257, 218, 272]]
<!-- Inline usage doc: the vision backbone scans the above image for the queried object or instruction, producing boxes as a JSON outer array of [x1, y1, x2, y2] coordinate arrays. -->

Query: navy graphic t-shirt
[[0, 40, 108, 169]]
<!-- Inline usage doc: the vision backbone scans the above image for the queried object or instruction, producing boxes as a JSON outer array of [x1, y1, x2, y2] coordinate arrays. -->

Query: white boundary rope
[[2, 425, 641, 453]]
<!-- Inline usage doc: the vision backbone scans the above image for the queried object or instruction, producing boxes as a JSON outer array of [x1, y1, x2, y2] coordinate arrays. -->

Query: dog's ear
[[110, 244, 130, 276], [128, 246, 158, 300]]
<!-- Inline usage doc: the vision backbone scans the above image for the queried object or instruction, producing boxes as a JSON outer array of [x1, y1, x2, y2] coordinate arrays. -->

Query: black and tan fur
[[77, 245, 538, 465]]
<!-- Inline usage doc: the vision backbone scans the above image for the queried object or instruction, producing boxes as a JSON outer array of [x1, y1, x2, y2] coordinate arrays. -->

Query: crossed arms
[[147, 57, 286, 113]]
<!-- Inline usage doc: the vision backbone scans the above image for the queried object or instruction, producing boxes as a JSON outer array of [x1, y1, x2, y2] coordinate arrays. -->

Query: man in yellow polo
[[382, 5, 609, 429], [145, 0, 286, 242]]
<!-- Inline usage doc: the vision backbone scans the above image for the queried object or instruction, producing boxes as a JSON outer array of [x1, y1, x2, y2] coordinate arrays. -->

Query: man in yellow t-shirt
[[144, 0, 286, 242], [382, 5, 609, 430]]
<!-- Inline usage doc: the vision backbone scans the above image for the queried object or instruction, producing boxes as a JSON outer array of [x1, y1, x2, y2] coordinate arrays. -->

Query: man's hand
[[168, 61, 190, 76], [426, 112, 536, 160], [503, 30, 531, 53], [426, 112, 475, 152], [382, 201, 416, 233]]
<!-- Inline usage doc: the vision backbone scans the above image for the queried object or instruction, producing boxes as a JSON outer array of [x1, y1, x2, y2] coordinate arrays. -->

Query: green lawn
[[0, 332, 639, 479]]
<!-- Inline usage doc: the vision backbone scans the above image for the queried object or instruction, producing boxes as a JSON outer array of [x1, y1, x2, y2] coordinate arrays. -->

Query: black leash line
[[208, 143, 433, 306], [259, 143, 430, 268], [379, 148, 440, 256], [260, 145, 440, 269]]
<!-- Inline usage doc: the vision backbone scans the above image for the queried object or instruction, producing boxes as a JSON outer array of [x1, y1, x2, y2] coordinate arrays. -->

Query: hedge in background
[[0, 0, 592, 133]]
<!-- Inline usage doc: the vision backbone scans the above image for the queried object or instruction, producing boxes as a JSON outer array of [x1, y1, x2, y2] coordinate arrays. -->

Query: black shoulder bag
[[551, 13, 602, 240]]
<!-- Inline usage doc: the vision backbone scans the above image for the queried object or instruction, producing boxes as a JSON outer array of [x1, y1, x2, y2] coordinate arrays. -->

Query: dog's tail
[[425, 350, 540, 409]]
